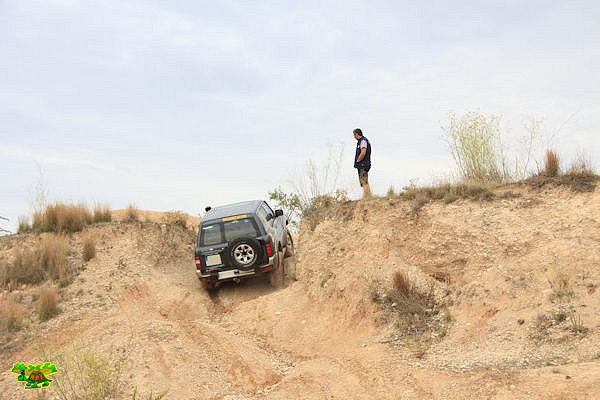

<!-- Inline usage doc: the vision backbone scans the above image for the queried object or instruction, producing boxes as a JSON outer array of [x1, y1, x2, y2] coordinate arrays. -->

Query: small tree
[[268, 188, 302, 230], [268, 142, 348, 229]]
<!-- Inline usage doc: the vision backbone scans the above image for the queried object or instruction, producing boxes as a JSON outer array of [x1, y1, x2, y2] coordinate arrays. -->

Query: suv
[[194, 200, 294, 290]]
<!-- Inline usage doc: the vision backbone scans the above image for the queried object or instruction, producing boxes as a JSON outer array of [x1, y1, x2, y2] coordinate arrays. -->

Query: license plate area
[[218, 270, 237, 280], [218, 269, 254, 280], [206, 254, 222, 266]]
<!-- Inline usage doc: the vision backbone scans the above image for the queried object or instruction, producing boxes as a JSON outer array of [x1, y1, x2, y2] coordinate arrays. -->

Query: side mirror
[[275, 209, 284, 217]]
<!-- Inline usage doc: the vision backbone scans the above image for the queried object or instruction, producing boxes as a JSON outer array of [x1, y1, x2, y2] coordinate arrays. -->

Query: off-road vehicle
[[194, 200, 294, 290]]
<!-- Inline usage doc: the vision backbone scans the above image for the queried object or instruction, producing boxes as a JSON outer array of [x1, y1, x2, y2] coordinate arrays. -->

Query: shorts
[[357, 166, 370, 186]]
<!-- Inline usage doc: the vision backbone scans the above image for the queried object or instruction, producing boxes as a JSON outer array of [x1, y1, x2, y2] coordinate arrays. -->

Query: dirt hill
[[1, 183, 599, 399]]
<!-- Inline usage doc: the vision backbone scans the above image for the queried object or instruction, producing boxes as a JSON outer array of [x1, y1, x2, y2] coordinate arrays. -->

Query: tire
[[284, 231, 295, 258], [269, 251, 285, 287], [202, 281, 216, 292], [228, 237, 263, 270]]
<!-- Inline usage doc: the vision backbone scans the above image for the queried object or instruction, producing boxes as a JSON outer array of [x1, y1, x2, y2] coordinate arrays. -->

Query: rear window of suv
[[199, 218, 259, 246], [224, 218, 259, 242], [200, 223, 222, 246]]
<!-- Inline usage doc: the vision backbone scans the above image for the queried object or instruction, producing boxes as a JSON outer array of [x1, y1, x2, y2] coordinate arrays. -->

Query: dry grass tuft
[[22, 202, 111, 233], [544, 150, 560, 177], [0, 297, 25, 332], [47, 339, 135, 400], [33, 202, 93, 233], [40, 235, 69, 284], [567, 152, 595, 176], [399, 182, 494, 215], [547, 265, 574, 302], [82, 234, 96, 262], [93, 202, 112, 223], [2, 247, 44, 287], [38, 284, 59, 321], [18, 216, 31, 233], [371, 271, 450, 357], [125, 203, 139, 221], [163, 210, 188, 229], [393, 271, 413, 296], [31, 210, 44, 232], [0, 258, 6, 287]]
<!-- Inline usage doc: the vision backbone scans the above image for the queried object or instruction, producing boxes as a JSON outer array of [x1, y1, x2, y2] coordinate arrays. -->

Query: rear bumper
[[197, 255, 275, 282]]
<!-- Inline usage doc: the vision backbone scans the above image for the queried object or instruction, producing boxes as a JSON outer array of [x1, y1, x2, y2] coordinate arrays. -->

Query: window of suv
[[224, 218, 259, 242], [200, 223, 222, 246], [260, 204, 274, 222]]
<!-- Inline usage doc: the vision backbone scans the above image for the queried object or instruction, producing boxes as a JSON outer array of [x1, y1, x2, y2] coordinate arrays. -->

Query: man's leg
[[363, 183, 371, 198], [358, 168, 371, 198]]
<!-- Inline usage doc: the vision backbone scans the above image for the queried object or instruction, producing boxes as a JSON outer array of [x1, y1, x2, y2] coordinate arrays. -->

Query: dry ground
[[1, 183, 599, 399]]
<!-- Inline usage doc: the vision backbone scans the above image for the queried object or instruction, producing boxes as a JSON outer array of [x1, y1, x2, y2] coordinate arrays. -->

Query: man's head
[[353, 128, 363, 140]]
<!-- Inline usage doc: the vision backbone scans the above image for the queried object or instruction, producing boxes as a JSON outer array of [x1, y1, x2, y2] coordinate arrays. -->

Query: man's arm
[[356, 148, 367, 163]]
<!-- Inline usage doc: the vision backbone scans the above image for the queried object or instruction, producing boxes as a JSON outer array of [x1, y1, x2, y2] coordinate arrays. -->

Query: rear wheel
[[284, 231, 294, 258], [202, 281, 216, 292], [269, 251, 285, 287]]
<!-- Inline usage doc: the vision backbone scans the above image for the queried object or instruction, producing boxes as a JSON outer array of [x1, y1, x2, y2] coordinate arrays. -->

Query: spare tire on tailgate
[[228, 237, 263, 270]]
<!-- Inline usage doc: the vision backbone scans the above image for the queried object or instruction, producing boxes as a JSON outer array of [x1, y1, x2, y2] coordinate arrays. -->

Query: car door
[[264, 202, 285, 246], [260, 203, 281, 246]]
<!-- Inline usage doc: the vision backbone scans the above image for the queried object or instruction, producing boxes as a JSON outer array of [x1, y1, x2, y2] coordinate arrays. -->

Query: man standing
[[353, 128, 372, 198]]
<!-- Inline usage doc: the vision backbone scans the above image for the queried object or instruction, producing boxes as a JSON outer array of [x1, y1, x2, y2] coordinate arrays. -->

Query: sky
[[1, 0, 599, 232]]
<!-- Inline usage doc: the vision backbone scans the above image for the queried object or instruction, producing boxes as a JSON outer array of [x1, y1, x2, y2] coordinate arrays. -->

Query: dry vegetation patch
[[524, 150, 598, 192], [385, 182, 495, 214], [41, 338, 167, 400], [37, 284, 59, 321], [531, 266, 589, 344], [125, 203, 139, 221], [163, 210, 188, 229], [93, 202, 112, 223], [40, 234, 70, 285], [371, 271, 451, 357], [524, 171, 600, 192], [1, 247, 44, 287], [0, 296, 25, 332], [544, 149, 560, 177], [19, 202, 112, 234], [82, 234, 96, 262]]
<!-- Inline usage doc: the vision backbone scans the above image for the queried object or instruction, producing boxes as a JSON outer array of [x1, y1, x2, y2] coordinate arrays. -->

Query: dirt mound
[[1, 186, 599, 399], [111, 209, 202, 228]]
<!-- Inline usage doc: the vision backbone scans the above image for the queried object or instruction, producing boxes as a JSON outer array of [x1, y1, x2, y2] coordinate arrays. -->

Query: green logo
[[10, 362, 59, 389]]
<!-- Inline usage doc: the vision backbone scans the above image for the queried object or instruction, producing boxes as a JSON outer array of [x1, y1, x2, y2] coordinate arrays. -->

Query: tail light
[[195, 256, 201, 270], [265, 244, 273, 257]]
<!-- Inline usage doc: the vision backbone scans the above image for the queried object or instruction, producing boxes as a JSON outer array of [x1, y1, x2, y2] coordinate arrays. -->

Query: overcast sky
[[1, 0, 599, 232]]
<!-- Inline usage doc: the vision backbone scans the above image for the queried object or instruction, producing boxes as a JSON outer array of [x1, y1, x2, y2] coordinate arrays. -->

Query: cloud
[[1, 0, 599, 234]]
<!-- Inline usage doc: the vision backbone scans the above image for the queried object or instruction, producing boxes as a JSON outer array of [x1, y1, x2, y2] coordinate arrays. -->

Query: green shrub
[[442, 111, 504, 183]]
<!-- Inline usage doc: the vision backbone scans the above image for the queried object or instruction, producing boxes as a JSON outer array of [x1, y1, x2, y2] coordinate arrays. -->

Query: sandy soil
[[1, 184, 599, 399]]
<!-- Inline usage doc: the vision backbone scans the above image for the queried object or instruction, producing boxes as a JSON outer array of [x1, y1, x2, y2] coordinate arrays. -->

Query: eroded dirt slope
[[1, 184, 599, 399]]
